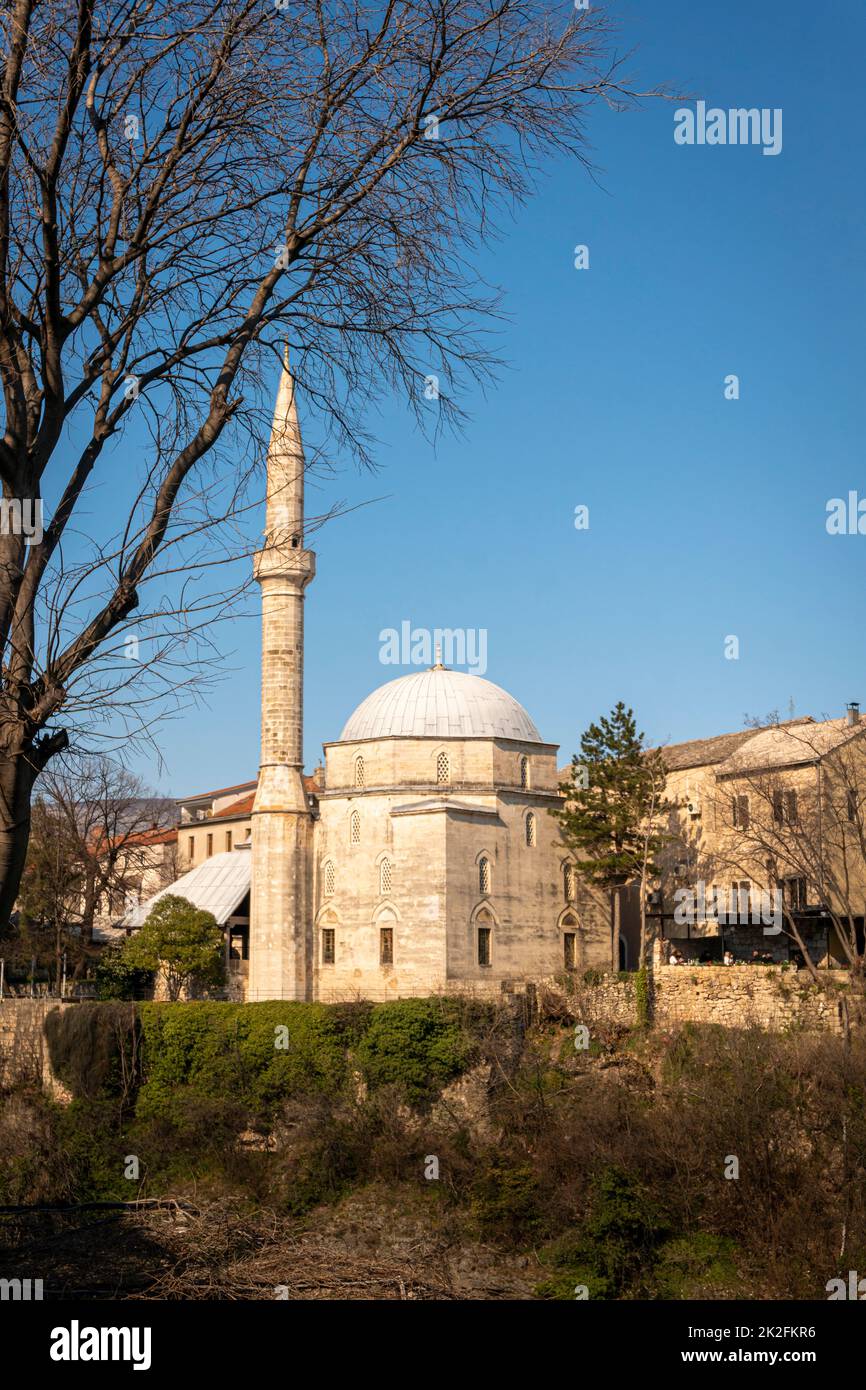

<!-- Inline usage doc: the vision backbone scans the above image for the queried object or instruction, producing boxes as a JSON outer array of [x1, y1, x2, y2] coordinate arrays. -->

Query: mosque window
[[380, 927, 394, 966], [355, 756, 365, 788], [479, 856, 491, 895], [564, 862, 576, 902], [321, 928, 335, 964], [324, 860, 336, 896], [525, 811, 536, 847], [206, 833, 213, 858], [350, 810, 361, 844], [436, 751, 450, 785], [379, 857, 392, 896], [477, 925, 491, 967], [563, 932, 576, 971], [520, 756, 529, 789]]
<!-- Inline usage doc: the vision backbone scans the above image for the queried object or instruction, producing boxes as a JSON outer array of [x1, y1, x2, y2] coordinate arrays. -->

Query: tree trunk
[[639, 870, 648, 970], [0, 728, 68, 925], [0, 746, 39, 926]]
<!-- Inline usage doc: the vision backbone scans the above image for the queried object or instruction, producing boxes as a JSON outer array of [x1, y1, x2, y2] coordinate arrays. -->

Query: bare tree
[[0, 0, 665, 920], [15, 751, 175, 983]]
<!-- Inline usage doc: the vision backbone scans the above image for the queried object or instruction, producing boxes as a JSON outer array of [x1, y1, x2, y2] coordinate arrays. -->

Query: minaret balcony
[[253, 543, 315, 586]]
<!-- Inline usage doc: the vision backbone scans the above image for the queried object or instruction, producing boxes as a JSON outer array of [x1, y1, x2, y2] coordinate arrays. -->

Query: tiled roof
[[210, 793, 255, 819], [122, 827, 178, 848], [656, 719, 814, 771], [177, 779, 257, 803], [716, 718, 865, 776]]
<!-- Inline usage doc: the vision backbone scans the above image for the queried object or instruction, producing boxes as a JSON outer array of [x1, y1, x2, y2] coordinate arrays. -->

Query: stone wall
[[551, 965, 858, 1035], [652, 965, 852, 1032], [0, 998, 61, 1090]]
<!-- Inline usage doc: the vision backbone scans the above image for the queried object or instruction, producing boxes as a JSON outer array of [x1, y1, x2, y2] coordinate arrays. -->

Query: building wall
[[180, 816, 251, 871], [312, 734, 611, 1001], [658, 742, 866, 961]]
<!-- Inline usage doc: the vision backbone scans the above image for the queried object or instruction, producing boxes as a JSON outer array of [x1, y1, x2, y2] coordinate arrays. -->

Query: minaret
[[248, 350, 316, 1001]]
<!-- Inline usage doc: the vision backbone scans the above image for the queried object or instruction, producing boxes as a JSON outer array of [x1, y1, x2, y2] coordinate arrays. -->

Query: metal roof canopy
[[124, 846, 251, 929]]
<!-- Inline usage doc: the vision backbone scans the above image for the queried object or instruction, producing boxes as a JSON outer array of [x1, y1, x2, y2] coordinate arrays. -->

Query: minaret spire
[[248, 348, 316, 1002], [265, 344, 305, 544]]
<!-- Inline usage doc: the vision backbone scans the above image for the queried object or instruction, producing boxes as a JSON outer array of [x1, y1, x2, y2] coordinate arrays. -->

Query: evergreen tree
[[552, 703, 669, 971]]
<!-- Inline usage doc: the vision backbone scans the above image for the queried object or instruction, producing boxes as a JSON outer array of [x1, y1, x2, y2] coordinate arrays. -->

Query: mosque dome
[[339, 666, 543, 744]]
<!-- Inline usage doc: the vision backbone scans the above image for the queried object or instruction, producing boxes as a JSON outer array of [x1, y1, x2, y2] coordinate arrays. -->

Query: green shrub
[[651, 1233, 740, 1299], [93, 943, 154, 1001], [470, 1162, 542, 1243], [136, 1001, 350, 1119], [354, 997, 479, 1106], [536, 1167, 669, 1299]]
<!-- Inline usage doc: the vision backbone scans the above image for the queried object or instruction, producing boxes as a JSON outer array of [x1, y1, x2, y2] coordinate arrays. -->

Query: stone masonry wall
[[550, 965, 857, 1035], [0, 999, 60, 1090]]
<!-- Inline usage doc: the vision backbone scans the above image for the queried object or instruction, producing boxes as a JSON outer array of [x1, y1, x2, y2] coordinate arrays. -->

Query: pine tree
[[552, 703, 670, 971]]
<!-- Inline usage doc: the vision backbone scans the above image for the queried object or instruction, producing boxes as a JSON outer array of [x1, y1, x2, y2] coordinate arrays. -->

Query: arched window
[[564, 862, 576, 903], [479, 856, 491, 895], [525, 811, 536, 847], [324, 860, 336, 896], [476, 909, 493, 968], [520, 755, 529, 789], [436, 751, 450, 785], [562, 911, 578, 971], [350, 810, 361, 844], [354, 755, 365, 789], [379, 857, 392, 896]]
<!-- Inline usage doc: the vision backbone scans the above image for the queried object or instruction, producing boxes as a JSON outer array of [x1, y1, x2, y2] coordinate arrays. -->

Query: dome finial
[[433, 642, 444, 670]]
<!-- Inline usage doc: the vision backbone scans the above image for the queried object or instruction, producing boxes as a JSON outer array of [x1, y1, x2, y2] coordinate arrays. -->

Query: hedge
[[43, 996, 488, 1117]]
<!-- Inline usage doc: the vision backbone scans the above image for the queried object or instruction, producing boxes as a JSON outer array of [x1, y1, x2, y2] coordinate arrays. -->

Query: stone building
[[643, 710, 866, 967], [127, 358, 612, 1000]]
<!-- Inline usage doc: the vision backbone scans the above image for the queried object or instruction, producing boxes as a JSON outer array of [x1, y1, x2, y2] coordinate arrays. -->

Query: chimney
[[847, 702, 860, 727]]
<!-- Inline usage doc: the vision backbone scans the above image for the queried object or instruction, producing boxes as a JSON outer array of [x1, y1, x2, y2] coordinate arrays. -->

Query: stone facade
[[0, 999, 70, 1096], [248, 356, 316, 1003], [314, 734, 611, 1001], [555, 964, 859, 1035]]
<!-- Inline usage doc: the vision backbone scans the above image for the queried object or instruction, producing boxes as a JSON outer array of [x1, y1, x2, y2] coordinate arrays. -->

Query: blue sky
[[117, 0, 866, 796]]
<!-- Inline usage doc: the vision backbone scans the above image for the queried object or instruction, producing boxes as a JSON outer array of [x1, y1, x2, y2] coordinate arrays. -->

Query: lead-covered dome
[[339, 667, 543, 743]]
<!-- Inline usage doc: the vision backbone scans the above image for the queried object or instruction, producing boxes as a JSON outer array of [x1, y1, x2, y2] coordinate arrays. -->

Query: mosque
[[130, 358, 613, 1000]]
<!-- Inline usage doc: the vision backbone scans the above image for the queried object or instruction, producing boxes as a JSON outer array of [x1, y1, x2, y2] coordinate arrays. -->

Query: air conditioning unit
[[687, 799, 701, 817]]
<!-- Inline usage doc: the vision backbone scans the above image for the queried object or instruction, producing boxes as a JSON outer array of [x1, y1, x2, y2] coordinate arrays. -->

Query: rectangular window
[[730, 881, 751, 918], [321, 928, 335, 964], [732, 794, 750, 830], [783, 877, 807, 911], [773, 790, 798, 825], [225, 830, 232, 852], [188, 836, 195, 861], [848, 789, 858, 823], [477, 926, 491, 967], [563, 933, 576, 971], [206, 833, 213, 857], [380, 927, 394, 966]]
